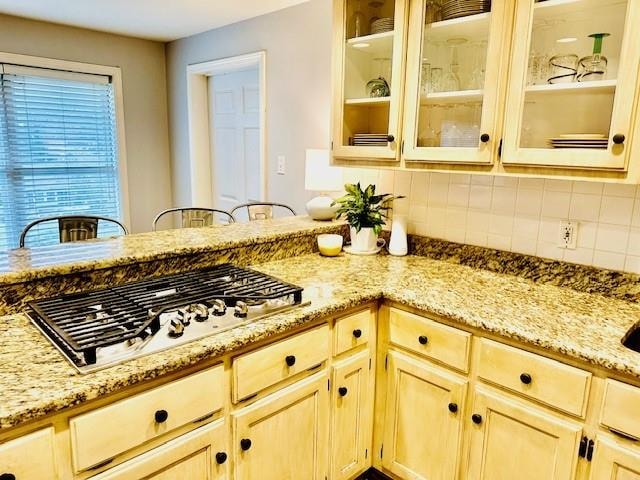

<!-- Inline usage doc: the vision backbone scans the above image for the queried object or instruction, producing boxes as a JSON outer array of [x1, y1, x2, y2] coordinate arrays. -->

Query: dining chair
[[230, 202, 296, 222], [152, 207, 235, 231], [19, 215, 128, 248]]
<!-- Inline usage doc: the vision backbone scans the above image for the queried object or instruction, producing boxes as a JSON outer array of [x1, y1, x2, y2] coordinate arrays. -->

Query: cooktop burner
[[28, 264, 308, 373]]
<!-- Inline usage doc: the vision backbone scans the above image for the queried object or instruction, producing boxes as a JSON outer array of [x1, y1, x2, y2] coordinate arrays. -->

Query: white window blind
[[0, 64, 122, 249]]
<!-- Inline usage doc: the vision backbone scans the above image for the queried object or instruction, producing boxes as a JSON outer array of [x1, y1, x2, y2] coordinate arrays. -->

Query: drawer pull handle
[[448, 402, 458, 413], [418, 335, 428, 345], [338, 386, 348, 397], [240, 438, 252, 451], [352, 329, 362, 338], [613, 133, 625, 144], [215, 452, 228, 464], [520, 373, 532, 385], [0, 474, 16, 480], [471, 414, 483, 424], [154, 409, 169, 423], [285, 355, 296, 367]]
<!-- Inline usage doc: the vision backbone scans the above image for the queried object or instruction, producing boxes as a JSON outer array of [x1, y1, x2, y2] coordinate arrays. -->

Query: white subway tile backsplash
[[603, 183, 637, 198], [515, 188, 543, 216], [599, 196, 634, 225], [593, 250, 626, 270], [595, 223, 629, 254], [569, 193, 601, 222], [350, 169, 640, 273], [541, 190, 571, 218]]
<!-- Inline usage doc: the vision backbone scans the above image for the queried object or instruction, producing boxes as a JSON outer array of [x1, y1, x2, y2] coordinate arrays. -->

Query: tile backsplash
[[343, 168, 640, 274]]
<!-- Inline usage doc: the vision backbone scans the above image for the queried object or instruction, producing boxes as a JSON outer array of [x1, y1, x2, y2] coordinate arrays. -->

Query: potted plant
[[332, 183, 402, 252]]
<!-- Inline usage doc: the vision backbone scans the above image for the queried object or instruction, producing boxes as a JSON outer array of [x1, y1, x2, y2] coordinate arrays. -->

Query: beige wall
[[0, 13, 172, 233], [166, 0, 332, 212]]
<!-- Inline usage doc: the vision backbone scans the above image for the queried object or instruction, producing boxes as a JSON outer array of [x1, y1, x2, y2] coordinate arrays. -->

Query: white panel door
[[208, 68, 261, 212]]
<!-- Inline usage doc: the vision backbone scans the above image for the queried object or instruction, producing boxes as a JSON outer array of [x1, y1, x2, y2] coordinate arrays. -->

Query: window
[[0, 61, 125, 249]]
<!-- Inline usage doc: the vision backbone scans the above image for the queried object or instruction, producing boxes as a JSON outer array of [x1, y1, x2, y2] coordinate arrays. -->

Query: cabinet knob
[[352, 329, 362, 338], [448, 402, 458, 413], [338, 386, 348, 397], [240, 438, 252, 451], [520, 373, 532, 385], [472, 414, 483, 424], [0, 474, 16, 480], [387, 134, 395, 142], [612, 133, 625, 144], [418, 335, 428, 345], [154, 409, 169, 423], [215, 452, 228, 464], [285, 355, 296, 367], [480, 133, 490, 143]]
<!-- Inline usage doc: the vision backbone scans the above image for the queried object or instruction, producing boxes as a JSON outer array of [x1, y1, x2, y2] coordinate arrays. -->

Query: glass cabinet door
[[332, 0, 407, 161], [402, 0, 512, 164], [501, 0, 640, 170]]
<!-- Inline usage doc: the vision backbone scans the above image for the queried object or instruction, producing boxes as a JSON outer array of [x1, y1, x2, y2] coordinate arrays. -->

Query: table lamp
[[305, 149, 343, 220]]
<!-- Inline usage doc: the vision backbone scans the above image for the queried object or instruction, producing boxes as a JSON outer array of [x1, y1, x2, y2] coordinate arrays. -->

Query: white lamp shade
[[305, 149, 343, 192]]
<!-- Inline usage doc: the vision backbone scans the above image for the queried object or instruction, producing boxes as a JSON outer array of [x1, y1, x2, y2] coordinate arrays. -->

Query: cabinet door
[[382, 350, 467, 479], [331, 0, 407, 161], [331, 351, 372, 480], [467, 389, 582, 480], [402, 0, 513, 164], [502, 0, 640, 170], [89, 420, 228, 480], [233, 372, 329, 480], [590, 435, 640, 480]]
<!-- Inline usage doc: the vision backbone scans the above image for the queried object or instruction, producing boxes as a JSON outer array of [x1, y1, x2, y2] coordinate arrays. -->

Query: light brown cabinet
[[332, 0, 640, 181], [589, 436, 640, 480], [89, 421, 228, 480], [232, 372, 329, 480], [330, 351, 373, 480], [382, 350, 467, 479], [466, 389, 583, 480]]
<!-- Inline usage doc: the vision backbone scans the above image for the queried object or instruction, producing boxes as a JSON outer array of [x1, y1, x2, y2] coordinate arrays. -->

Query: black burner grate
[[28, 264, 303, 365]]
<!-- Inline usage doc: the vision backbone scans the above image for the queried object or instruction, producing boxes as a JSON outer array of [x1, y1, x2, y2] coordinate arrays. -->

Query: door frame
[[186, 51, 267, 207]]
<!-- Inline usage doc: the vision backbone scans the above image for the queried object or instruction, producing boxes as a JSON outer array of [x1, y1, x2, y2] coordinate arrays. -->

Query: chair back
[[230, 202, 296, 222], [19, 215, 128, 248], [152, 208, 235, 231]]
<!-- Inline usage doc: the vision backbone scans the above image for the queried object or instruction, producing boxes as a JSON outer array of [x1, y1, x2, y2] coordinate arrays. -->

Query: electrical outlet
[[558, 220, 578, 249], [277, 155, 286, 175]]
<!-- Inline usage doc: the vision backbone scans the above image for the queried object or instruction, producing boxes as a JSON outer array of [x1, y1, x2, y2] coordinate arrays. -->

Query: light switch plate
[[277, 155, 286, 175]]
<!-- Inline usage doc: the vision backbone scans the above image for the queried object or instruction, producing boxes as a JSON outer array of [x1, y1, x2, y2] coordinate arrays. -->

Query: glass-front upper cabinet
[[332, 0, 407, 161], [402, 0, 513, 164], [501, 0, 640, 170]]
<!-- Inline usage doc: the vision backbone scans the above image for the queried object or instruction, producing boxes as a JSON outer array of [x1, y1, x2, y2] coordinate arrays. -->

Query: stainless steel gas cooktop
[[28, 264, 309, 373]]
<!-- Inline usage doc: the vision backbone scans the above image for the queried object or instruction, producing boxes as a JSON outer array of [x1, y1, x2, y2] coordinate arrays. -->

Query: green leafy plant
[[332, 183, 403, 235]]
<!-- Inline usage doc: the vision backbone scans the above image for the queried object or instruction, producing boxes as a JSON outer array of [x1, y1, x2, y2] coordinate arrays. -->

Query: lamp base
[[306, 195, 338, 220]]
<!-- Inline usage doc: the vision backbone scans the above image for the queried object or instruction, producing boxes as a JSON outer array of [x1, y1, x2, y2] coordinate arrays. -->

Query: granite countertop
[[0, 216, 345, 285], [1, 252, 639, 430]]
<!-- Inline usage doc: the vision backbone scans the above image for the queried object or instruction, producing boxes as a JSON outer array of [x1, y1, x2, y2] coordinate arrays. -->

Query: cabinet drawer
[[0, 427, 57, 479], [477, 339, 591, 417], [388, 307, 471, 372], [334, 308, 372, 356], [71, 365, 224, 472], [233, 324, 329, 401], [601, 379, 640, 440]]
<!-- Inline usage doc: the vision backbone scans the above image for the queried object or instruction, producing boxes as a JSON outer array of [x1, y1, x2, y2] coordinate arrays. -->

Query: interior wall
[[0, 13, 172, 233], [166, 0, 331, 212]]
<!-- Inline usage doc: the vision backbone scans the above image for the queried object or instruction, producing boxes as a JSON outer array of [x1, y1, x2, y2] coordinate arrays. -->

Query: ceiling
[[0, 0, 310, 42]]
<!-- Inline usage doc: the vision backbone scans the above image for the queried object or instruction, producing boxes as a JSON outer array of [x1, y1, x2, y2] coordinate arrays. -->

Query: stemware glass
[[442, 38, 465, 92], [350, 0, 367, 38], [469, 41, 487, 90], [425, 0, 442, 24]]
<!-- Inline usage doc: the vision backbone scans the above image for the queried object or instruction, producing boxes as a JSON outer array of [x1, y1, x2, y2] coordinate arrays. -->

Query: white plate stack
[[441, 0, 491, 21], [351, 133, 389, 146], [371, 17, 394, 34], [549, 134, 608, 149]]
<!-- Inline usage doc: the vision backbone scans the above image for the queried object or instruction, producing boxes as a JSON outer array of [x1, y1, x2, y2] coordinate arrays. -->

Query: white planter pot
[[350, 227, 383, 252]]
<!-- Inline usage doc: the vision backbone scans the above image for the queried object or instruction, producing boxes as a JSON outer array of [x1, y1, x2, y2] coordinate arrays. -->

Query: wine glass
[[578, 33, 610, 82], [350, 0, 367, 38], [442, 38, 466, 92]]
